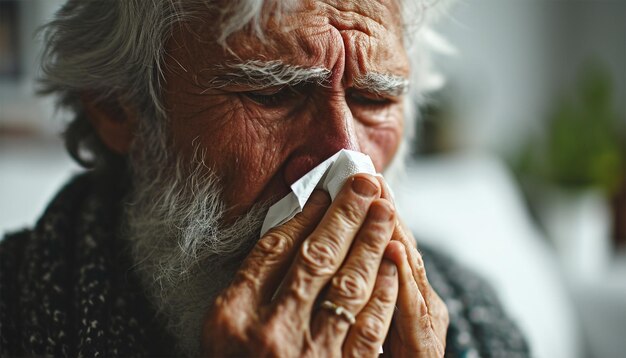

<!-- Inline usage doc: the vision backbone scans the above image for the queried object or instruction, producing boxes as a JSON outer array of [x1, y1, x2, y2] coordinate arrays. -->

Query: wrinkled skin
[[162, 0, 449, 356]]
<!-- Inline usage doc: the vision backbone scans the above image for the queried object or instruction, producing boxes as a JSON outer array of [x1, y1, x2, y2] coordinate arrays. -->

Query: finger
[[392, 218, 417, 250], [391, 223, 432, 301], [384, 240, 428, 350], [376, 176, 441, 352], [231, 190, 331, 304], [375, 175, 395, 206], [376, 175, 429, 300], [274, 174, 382, 324], [408, 243, 430, 298], [399, 237, 450, 341], [373, 175, 415, 249], [311, 198, 395, 344], [376, 175, 433, 313], [375, 175, 421, 269], [342, 259, 398, 358], [388, 228, 449, 354]]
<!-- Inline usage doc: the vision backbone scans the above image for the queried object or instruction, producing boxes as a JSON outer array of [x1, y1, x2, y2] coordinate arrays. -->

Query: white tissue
[[260, 149, 377, 237]]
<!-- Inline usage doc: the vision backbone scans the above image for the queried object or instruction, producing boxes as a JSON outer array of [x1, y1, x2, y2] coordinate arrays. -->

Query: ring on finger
[[320, 300, 356, 325]]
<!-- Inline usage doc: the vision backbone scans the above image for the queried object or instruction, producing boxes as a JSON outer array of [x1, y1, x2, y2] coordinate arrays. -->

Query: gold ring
[[320, 300, 356, 325]]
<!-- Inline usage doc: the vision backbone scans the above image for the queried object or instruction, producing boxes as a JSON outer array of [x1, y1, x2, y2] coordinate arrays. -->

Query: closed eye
[[347, 89, 393, 106], [242, 85, 310, 107]]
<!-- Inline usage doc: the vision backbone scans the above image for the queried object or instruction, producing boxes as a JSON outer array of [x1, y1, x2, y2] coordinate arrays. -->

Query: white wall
[[432, 0, 626, 156]]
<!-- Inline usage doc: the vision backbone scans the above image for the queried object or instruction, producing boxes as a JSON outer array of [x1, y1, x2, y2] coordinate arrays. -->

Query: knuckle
[[256, 232, 291, 259], [283, 211, 311, 232], [346, 341, 377, 358], [373, 282, 397, 306], [283, 269, 314, 302], [232, 270, 266, 296], [414, 247, 425, 268], [334, 200, 366, 228], [416, 297, 430, 317], [356, 315, 385, 343], [359, 225, 391, 252], [211, 294, 230, 318], [207, 296, 244, 338], [256, 322, 283, 355], [346, 318, 384, 357], [299, 238, 339, 275], [229, 270, 260, 296], [330, 268, 368, 304], [234, 270, 259, 287]]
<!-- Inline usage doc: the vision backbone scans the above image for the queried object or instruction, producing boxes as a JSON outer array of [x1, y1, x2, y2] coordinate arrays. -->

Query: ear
[[82, 94, 137, 154]]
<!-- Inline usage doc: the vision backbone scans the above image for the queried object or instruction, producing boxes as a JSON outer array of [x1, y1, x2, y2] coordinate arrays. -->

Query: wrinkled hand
[[201, 174, 448, 357], [378, 177, 449, 357]]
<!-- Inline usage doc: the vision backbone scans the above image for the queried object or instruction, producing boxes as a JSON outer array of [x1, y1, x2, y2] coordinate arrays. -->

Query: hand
[[377, 178, 450, 357], [201, 174, 400, 357]]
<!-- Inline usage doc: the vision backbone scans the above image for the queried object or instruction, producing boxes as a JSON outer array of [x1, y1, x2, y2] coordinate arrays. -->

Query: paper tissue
[[260, 149, 378, 236]]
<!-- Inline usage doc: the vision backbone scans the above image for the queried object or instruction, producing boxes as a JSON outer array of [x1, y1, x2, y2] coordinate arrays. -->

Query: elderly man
[[0, 0, 529, 357]]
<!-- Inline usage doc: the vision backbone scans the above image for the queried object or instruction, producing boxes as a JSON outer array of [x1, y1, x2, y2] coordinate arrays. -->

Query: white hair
[[38, 1, 454, 354], [125, 118, 268, 355], [201, 60, 332, 90], [39, 0, 451, 169]]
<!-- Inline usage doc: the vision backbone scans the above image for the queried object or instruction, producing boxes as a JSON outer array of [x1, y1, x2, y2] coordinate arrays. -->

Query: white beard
[[123, 135, 267, 356], [122, 118, 407, 356]]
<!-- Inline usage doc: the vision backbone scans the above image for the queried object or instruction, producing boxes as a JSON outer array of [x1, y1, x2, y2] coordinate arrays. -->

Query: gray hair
[[125, 118, 268, 355], [39, 0, 449, 169]]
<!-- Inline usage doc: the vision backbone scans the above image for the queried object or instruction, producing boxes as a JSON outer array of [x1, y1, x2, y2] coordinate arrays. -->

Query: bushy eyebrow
[[353, 72, 410, 97], [197, 60, 331, 92], [197, 60, 409, 97]]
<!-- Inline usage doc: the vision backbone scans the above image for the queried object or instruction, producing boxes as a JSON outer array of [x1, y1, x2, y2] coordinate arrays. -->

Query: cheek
[[170, 98, 291, 210], [361, 126, 402, 171], [354, 107, 404, 171]]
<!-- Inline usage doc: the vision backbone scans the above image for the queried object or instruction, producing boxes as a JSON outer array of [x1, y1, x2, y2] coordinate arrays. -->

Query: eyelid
[[241, 84, 307, 107], [348, 89, 395, 104], [247, 85, 287, 95]]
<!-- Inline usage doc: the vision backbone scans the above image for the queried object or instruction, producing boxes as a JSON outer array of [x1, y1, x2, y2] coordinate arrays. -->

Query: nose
[[316, 93, 360, 152], [283, 93, 361, 185]]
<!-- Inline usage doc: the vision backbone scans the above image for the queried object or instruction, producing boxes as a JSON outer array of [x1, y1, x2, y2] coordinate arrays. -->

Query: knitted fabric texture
[[0, 173, 529, 357]]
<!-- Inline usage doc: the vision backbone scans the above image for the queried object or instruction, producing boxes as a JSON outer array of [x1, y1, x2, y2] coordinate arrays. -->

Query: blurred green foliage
[[514, 63, 625, 194]]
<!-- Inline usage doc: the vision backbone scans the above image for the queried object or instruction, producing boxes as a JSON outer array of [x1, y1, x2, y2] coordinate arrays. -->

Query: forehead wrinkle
[[300, 1, 408, 92], [197, 60, 331, 90], [317, 0, 403, 37]]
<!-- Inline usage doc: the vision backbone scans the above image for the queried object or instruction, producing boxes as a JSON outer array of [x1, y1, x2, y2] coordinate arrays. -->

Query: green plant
[[514, 63, 625, 194]]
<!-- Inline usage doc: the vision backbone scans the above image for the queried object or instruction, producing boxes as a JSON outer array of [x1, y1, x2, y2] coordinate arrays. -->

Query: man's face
[[163, 0, 409, 218]]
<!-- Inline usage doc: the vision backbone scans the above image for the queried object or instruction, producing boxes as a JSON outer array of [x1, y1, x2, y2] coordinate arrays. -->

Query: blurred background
[[1, 1, 624, 357]]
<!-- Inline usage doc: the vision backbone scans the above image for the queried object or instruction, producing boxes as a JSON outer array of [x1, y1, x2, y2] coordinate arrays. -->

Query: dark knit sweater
[[0, 173, 529, 357]]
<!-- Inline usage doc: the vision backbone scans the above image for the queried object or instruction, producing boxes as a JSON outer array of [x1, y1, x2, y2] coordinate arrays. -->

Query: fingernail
[[370, 200, 394, 222], [380, 260, 397, 276], [352, 176, 378, 197]]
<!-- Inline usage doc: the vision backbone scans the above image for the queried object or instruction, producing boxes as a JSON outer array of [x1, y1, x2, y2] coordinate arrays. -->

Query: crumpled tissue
[[260, 149, 378, 237]]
